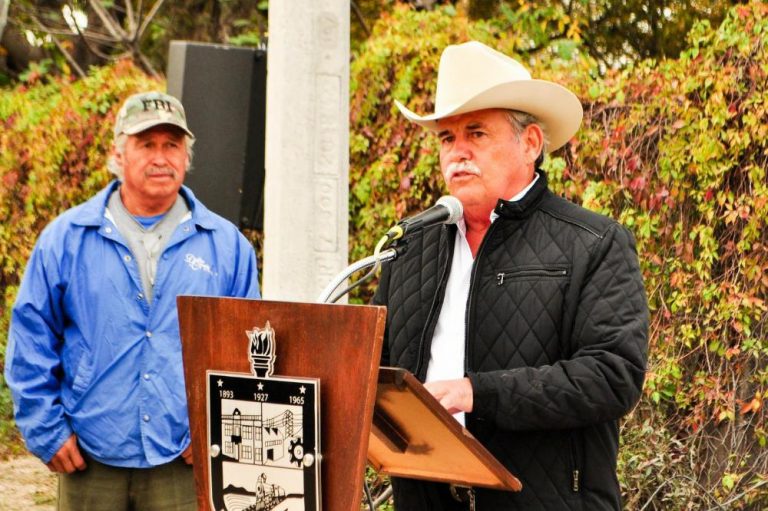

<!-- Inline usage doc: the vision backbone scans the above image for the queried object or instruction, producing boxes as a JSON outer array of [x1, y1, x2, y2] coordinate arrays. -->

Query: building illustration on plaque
[[221, 405, 305, 467]]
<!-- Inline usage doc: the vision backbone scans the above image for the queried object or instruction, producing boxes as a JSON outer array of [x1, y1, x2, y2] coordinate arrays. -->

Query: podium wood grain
[[177, 296, 387, 511]]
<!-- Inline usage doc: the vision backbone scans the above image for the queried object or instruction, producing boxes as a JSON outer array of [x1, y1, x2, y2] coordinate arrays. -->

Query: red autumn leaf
[[2, 170, 19, 188], [629, 176, 646, 191]]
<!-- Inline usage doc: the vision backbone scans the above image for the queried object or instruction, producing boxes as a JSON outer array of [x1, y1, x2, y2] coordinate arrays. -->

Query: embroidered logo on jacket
[[185, 253, 215, 275]]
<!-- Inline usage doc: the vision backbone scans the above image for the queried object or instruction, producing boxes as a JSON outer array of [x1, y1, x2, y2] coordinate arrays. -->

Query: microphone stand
[[317, 201, 461, 507], [317, 246, 402, 303], [317, 240, 405, 510]]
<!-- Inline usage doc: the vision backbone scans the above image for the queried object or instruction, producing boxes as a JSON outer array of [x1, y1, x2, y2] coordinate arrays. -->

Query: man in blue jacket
[[5, 91, 261, 510]]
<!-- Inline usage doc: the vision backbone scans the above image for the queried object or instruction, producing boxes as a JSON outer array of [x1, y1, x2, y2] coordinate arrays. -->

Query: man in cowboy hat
[[374, 41, 648, 510], [5, 91, 261, 510]]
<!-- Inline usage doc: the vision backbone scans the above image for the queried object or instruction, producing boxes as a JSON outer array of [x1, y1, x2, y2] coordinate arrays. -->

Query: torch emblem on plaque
[[247, 321, 275, 377], [207, 323, 321, 511]]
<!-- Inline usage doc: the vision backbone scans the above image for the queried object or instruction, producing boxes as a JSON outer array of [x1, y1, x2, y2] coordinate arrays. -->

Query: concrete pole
[[263, 1, 349, 302], [0, 0, 9, 40]]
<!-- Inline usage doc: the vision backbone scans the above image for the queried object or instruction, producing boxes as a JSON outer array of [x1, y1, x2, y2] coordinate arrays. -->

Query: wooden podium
[[178, 296, 520, 510], [177, 296, 386, 511]]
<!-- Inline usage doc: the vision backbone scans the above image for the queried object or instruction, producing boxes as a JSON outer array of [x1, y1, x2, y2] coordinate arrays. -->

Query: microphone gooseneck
[[317, 197, 462, 303]]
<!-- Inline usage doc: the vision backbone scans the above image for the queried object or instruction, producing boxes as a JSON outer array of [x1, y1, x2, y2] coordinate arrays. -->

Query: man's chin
[[144, 182, 183, 198], [447, 182, 479, 199]]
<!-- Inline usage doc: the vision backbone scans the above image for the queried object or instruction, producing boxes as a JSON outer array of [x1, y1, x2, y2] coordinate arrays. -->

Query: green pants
[[58, 454, 197, 511]]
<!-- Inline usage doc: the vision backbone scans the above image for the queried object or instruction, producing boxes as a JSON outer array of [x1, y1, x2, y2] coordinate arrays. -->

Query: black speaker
[[166, 41, 266, 229]]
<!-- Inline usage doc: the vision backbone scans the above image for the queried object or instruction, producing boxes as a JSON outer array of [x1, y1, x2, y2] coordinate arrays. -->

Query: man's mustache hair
[[445, 160, 482, 180], [145, 166, 177, 177]]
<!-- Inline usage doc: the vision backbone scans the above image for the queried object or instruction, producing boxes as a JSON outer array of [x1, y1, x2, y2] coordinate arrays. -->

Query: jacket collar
[[492, 169, 549, 220], [71, 180, 220, 231]]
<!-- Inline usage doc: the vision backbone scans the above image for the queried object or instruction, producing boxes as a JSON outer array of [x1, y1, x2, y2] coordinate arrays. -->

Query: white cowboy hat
[[395, 41, 583, 151]]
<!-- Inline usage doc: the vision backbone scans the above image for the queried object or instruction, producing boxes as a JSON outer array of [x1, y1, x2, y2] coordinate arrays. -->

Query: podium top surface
[[368, 368, 522, 491]]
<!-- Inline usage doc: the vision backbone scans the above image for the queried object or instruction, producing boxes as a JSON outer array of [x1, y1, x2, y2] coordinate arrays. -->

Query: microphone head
[[435, 195, 463, 225]]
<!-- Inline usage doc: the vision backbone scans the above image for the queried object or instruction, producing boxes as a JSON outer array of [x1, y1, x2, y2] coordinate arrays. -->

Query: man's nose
[[150, 147, 171, 164], [448, 135, 472, 162]]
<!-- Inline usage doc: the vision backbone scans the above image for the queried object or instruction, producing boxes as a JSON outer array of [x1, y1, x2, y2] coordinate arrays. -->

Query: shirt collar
[[489, 172, 540, 223]]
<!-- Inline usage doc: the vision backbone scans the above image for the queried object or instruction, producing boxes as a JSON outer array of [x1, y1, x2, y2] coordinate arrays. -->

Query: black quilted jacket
[[373, 171, 649, 510]]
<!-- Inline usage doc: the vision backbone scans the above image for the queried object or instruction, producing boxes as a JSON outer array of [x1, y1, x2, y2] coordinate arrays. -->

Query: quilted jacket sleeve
[[468, 224, 649, 431]]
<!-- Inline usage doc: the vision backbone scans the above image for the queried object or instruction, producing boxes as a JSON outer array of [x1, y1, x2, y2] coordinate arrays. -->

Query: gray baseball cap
[[114, 91, 195, 138]]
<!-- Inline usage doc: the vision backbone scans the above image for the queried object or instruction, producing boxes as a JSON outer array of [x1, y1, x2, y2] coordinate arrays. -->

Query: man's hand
[[181, 445, 194, 465], [424, 377, 474, 415], [47, 434, 87, 474]]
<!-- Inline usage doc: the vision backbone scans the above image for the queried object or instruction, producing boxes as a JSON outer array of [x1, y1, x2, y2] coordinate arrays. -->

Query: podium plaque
[[207, 370, 320, 510]]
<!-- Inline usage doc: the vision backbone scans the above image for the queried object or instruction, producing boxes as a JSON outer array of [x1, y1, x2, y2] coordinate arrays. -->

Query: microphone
[[386, 196, 463, 241]]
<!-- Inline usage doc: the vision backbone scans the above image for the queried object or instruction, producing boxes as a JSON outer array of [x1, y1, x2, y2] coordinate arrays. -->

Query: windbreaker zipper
[[496, 267, 569, 285]]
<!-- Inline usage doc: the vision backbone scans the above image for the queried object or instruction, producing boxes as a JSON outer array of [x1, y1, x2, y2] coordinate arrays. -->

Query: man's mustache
[[145, 166, 177, 178], [444, 160, 482, 180]]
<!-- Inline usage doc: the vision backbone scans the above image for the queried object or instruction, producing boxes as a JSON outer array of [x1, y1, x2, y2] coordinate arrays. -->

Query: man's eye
[[470, 131, 485, 138], [440, 136, 454, 144]]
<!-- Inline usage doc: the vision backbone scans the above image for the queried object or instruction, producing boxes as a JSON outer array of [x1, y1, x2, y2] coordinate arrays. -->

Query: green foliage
[[467, 0, 733, 69], [0, 60, 160, 457], [351, 2, 768, 508]]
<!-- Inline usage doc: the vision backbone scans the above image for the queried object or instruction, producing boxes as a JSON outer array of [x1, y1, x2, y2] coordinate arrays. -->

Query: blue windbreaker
[[5, 182, 261, 467]]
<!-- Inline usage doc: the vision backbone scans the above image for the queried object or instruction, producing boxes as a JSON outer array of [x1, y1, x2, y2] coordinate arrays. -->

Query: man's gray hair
[[504, 110, 549, 168], [107, 134, 195, 179]]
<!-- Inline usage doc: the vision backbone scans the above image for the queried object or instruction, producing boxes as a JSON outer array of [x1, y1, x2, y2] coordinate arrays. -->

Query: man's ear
[[112, 144, 123, 166], [522, 123, 545, 164]]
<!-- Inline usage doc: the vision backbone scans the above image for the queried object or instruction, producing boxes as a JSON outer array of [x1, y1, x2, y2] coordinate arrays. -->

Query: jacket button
[[105, 227, 113, 234], [124, 255, 132, 262], [143, 415, 150, 422]]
